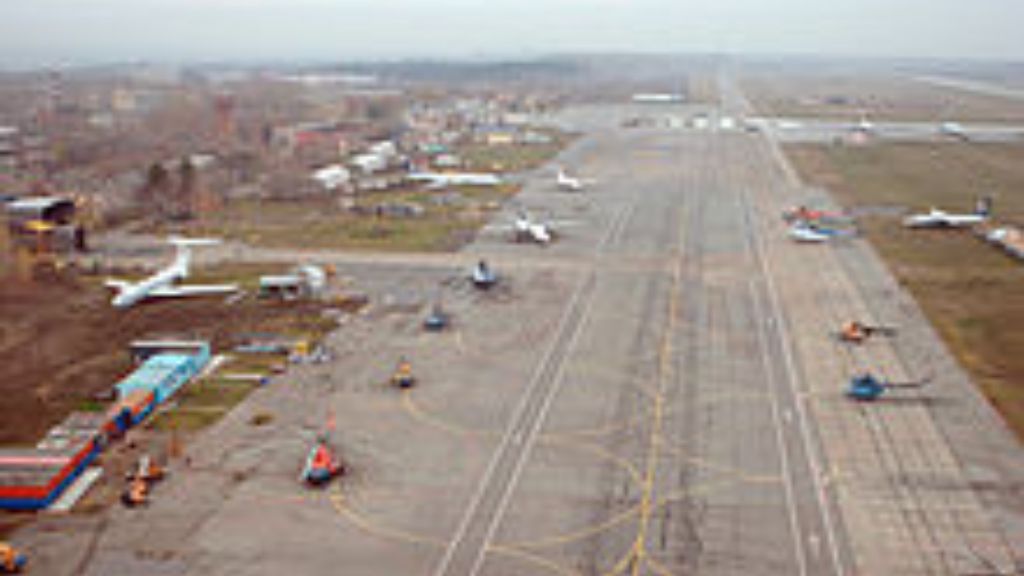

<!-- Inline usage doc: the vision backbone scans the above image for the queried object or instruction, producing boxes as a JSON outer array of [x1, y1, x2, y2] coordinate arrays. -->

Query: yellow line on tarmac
[[631, 241, 684, 575], [603, 543, 639, 576], [402, 387, 645, 489], [543, 388, 768, 443], [487, 545, 583, 576], [401, 384, 650, 494], [499, 503, 641, 550], [400, 389, 495, 438], [652, 478, 745, 510], [655, 441, 783, 484], [645, 555, 677, 576], [542, 412, 646, 441], [540, 435, 645, 487], [329, 484, 445, 548]]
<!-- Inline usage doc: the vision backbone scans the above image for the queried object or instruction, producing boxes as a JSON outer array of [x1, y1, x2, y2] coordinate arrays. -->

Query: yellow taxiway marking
[[401, 390, 645, 490], [542, 388, 768, 443], [656, 441, 783, 484], [401, 389, 495, 438], [540, 435, 644, 486], [499, 504, 641, 550], [653, 478, 749, 510], [630, 238, 683, 575], [603, 546, 638, 576], [542, 412, 647, 441], [645, 555, 677, 576], [329, 484, 445, 548], [487, 545, 583, 576], [493, 538, 642, 576]]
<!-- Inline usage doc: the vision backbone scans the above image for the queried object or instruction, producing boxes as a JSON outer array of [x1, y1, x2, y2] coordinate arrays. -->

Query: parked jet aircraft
[[788, 223, 855, 243], [903, 197, 991, 228], [408, 171, 503, 189], [556, 167, 589, 192], [851, 113, 875, 135], [513, 212, 553, 244], [938, 121, 968, 140], [481, 209, 576, 246], [105, 237, 238, 309]]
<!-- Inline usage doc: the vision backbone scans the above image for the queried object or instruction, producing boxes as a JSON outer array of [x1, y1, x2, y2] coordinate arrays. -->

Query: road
[[15, 97, 1023, 575]]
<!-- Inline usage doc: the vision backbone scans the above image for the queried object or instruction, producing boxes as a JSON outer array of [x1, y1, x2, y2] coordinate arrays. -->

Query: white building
[[312, 165, 352, 191]]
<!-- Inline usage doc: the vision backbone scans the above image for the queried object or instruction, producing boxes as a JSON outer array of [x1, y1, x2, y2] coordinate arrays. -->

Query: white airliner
[[408, 171, 503, 189], [105, 237, 238, 309], [903, 198, 991, 228]]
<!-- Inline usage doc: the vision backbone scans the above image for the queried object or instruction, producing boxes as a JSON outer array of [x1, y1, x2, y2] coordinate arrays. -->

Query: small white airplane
[[484, 210, 576, 245], [775, 119, 804, 131], [788, 223, 855, 243], [105, 237, 238, 309], [938, 121, 967, 140], [851, 113, 875, 135], [903, 198, 991, 228], [483, 212, 565, 245], [408, 171, 503, 189], [512, 212, 554, 245], [556, 167, 592, 192]]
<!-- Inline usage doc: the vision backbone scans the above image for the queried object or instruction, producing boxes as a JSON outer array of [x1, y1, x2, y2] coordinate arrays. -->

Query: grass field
[[151, 378, 259, 432], [786, 142, 1024, 440], [168, 183, 520, 252], [743, 73, 1024, 122], [456, 131, 573, 173], [141, 128, 569, 251]]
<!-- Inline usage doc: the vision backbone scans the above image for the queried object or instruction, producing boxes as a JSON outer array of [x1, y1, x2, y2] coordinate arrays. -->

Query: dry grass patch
[[743, 73, 1024, 122], [786, 142, 1024, 440]]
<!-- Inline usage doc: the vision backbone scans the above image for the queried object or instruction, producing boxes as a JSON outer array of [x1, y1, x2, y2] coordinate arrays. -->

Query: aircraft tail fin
[[167, 236, 220, 277], [976, 196, 993, 216]]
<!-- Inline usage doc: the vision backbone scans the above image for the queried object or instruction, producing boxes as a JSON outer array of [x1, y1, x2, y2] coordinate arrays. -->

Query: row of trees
[[137, 157, 218, 221]]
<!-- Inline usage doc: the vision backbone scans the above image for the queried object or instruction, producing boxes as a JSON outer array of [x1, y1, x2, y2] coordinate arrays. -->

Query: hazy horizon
[[2, 0, 1023, 67]]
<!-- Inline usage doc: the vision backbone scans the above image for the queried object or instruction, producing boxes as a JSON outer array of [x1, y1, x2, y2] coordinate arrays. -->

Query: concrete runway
[[761, 117, 1024, 144], [17, 100, 1023, 575]]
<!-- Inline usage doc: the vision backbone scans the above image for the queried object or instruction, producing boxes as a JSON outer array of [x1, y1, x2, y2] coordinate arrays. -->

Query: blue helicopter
[[847, 372, 929, 401]]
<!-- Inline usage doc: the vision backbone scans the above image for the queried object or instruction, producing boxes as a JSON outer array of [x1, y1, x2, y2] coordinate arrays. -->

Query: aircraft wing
[[104, 279, 133, 291], [545, 219, 581, 227], [477, 222, 513, 236], [148, 284, 239, 298]]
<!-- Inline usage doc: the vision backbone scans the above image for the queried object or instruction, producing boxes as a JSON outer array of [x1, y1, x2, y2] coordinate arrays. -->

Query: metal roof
[[5, 196, 73, 212]]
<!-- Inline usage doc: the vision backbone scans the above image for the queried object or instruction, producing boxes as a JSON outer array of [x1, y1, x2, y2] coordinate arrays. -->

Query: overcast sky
[[1, 0, 1021, 66]]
